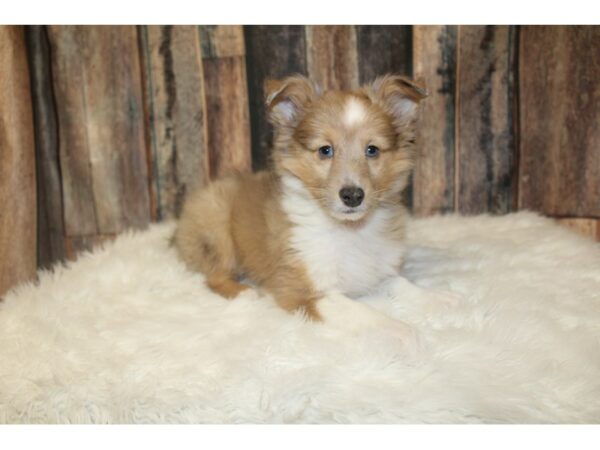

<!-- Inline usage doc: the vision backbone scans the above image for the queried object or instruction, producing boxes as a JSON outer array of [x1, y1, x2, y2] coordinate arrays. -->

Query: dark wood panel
[[456, 25, 517, 214], [519, 26, 600, 218], [140, 25, 209, 220], [244, 25, 307, 171], [356, 25, 412, 83], [25, 25, 66, 269], [200, 26, 251, 178], [305, 26, 358, 90], [0, 26, 37, 296], [412, 25, 458, 216], [47, 26, 150, 237]]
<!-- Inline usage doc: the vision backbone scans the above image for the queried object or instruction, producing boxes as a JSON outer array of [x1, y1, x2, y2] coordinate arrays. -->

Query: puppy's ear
[[264, 75, 319, 127], [368, 75, 428, 126]]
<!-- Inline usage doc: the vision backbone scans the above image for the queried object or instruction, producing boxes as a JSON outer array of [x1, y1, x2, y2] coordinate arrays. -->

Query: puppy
[[174, 74, 427, 343]]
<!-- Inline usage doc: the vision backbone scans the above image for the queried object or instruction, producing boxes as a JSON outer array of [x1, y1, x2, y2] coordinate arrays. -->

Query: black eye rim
[[366, 145, 380, 158], [318, 145, 334, 158]]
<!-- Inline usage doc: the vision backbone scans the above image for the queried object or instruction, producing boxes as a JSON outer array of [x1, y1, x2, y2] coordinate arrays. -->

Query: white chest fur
[[280, 176, 405, 297]]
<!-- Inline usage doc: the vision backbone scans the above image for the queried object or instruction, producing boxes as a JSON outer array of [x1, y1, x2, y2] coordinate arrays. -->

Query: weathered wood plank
[[556, 218, 600, 241], [46, 26, 150, 237], [25, 25, 66, 269], [356, 25, 412, 83], [0, 26, 37, 296], [412, 25, 458, 216], [305, 26, 358, 91], [456, 25, 517, 214], [200, 26, 251, 178], [244, 25, 307, 171], [140, 25, 209, 220], [519, 26, 600, 218], [199, 25, 245, 59]]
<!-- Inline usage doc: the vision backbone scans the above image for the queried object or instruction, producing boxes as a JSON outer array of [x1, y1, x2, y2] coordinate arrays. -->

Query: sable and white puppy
[[174, 74, 427, 344]]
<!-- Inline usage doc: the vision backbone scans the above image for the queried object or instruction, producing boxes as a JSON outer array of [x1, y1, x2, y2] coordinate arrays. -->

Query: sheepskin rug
[[1, 212, 600, 424]]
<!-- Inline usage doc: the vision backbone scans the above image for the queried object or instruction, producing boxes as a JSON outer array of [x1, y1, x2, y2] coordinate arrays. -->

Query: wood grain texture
[[456, 25, 517, 214], [25, 25, 66, 269], [556, 218, 600, 241], [0, 26, 37, 296], [519, 26, 600, 218], [200, 26, 251, 178], [140, 25, 209, 220], [356, 25, 412, 83], [412, 25, 458, 216], [199, 25, 245, 59], [47, 26, 150, 237], [305, 26, 358, 90], [244, 25, 307, 170]]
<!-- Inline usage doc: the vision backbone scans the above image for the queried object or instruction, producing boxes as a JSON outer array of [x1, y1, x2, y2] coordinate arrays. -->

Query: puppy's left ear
[[368, 75, 428, 126]]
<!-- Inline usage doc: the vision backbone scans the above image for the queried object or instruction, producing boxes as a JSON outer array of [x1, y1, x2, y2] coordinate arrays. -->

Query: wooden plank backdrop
[[518, 26, 600, 218], [1, 25, 599, 297], [0, 26, 37, 296], [412, 25, 458, 216], [139, 25, 209, 221], [46, 25, 150, 258]]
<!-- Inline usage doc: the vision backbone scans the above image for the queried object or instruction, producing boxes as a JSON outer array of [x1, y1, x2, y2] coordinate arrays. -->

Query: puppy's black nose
[[339, 186, 365, 207]]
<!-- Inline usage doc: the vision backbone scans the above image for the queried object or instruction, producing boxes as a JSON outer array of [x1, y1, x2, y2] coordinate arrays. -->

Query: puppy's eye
[[318, 145, 334, 159], [365, 145, 380, 158]]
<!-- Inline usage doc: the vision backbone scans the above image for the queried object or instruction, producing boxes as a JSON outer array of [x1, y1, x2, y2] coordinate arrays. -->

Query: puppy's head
[[266, 74, 427, 222]]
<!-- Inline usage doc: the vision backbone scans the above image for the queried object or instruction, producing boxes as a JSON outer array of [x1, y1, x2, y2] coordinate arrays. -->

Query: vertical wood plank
[[25, 25, 66, 269], [199, 26, 251, 178], [519, 26, 600, 218], [305, 26, 358, 90], [0, 26, 37, 296], [46, 26, 150, 250], [244, 25, 307, 171], [139, 25, 209, 220], [412, 25, 458, 216], [456, 25, 517, 214], [356, 25, 412, 83]]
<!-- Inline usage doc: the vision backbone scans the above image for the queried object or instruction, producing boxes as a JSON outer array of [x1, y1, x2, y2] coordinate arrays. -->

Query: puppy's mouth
[[330, 204, 369, 222]]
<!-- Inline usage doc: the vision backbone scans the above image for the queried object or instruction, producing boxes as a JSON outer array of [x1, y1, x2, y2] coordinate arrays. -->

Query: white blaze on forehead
[[343, 97, 367, 127]]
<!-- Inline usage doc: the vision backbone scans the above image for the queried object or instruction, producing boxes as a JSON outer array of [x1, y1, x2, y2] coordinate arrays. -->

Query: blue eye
[[318, 145, 334, 158], [366, 145, 380, 158]]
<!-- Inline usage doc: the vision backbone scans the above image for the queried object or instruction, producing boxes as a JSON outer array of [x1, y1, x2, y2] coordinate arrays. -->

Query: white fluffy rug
[[1, 212, 600, 424]]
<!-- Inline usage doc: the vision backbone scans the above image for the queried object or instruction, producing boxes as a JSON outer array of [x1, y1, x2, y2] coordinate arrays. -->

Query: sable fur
[[174, 74, 427, 333]]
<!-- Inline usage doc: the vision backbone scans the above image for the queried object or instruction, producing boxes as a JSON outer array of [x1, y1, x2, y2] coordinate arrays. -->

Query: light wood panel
[[140, 25, 209, 220], [412, 25, 458, 216]]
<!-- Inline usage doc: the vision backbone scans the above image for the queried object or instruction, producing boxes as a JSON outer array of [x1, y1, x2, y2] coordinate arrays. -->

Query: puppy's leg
[[262, 266, 322, 320], [174, 185, 249, 300], [263, 266, 418, 349], [315, 292, 419, 350]]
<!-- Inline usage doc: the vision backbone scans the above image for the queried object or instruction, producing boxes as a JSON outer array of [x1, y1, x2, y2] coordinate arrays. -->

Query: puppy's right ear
[[264, 75, 319, 128]]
